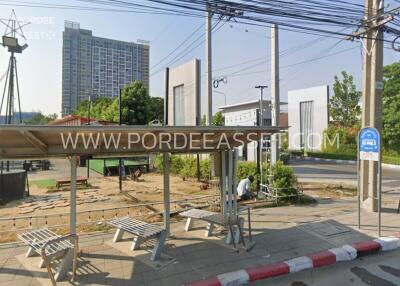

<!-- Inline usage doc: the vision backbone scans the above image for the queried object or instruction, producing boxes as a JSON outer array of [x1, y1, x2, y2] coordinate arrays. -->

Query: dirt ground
[[0, 171, 219, 242]]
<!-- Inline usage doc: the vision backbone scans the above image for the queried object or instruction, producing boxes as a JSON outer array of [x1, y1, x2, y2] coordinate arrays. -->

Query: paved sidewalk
[[0, 194, 398, 286]]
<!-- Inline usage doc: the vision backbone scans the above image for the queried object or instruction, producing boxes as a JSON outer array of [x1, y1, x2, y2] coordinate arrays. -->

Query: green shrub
[[199, 158, 211, 181], [281, 132, 289, 150], [288, 149, 304, 157], [271, 161, 297, 189], [279, 152, 290, 164], [154, 154, 184, 174], [170, 155, 184, 174], [180, 156, 197, 179]]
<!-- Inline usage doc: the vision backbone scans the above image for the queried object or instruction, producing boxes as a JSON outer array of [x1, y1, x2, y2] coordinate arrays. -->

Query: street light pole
[[255, 85, 268, 187]]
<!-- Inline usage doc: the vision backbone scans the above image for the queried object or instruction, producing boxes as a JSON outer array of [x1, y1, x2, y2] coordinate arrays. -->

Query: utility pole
[[255, 85, 268, 186], [205, 1, 213, 125], [359, 0, 384, 212], [270, 24, 280, 165]]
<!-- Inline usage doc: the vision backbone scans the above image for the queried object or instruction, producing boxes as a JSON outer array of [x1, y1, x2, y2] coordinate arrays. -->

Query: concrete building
[[62, 21, 149, 116], [288, 85, 329, 151], [218, 100, 287, 161], [167, 59, 201, 126]]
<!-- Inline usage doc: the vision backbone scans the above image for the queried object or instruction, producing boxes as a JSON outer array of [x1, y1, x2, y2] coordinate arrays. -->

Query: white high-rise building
[[62, 21, 149, 116]]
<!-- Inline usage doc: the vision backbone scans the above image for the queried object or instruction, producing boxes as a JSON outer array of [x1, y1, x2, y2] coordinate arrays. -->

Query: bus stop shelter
[[0, 124, 286, 280]]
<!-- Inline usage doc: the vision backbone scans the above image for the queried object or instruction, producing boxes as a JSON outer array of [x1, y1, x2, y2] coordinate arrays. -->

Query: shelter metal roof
[[0, 125, 287, 159]]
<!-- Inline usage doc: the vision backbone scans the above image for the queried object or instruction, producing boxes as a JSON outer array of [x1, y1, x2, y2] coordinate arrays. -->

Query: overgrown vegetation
[[23, 112, 58, 125], [317, 64, 400, 165], [154, 155, 297, 192]]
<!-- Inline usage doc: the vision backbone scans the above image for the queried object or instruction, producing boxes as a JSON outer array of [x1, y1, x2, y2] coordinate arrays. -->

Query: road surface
[[290, 159, 400, 191], [256, 249, 400, 286]]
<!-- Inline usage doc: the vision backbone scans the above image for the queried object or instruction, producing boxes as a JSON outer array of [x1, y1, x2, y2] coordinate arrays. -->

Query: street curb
[[294, 156, 400, 169], [294, 156, 356, 165], [183, 236, 400, 286]]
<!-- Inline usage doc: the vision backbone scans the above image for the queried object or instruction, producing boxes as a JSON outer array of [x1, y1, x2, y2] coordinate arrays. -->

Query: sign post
[[357, 127, 382, 236]]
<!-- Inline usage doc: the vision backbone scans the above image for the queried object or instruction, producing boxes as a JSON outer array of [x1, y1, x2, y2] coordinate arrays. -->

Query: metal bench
[[56, 177, 88, 188], [107, 216, 167, 261], [18, 228, 78, 285], [180, 207, 252, 248]]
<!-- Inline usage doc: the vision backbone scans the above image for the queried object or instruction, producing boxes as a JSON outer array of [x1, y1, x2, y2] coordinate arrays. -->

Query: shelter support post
[[70, 155, 77, 235], [220, 151, 226, 219], [163, 152, 170, 235]]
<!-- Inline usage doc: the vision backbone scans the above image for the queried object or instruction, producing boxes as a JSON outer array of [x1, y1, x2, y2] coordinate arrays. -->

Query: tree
[[148, 97, 164, 122], [211, 111, 225, 126], [74, 81, 163, 125], [74, 97, 114, 121], [329, 71, 361, 127], [23, 112, 58, 125], [200, 112, 225, 126], [382, 61, 400, 149]]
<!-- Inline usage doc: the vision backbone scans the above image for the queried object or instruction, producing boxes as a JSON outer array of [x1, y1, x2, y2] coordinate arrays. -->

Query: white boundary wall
[[288, 85, 329, 151]]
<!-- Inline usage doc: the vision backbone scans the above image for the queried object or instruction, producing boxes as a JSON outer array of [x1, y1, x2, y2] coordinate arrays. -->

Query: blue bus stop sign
[[359, 127, 380, 162]]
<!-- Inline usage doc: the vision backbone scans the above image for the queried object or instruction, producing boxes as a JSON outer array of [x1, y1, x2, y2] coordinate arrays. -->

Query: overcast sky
[[0, 1, 398, 116]]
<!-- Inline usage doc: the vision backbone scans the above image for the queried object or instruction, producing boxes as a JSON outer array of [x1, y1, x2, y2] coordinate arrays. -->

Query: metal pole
[[14, 57, 22, 124], [7, 53, 15, 124], [164, 68, 169, 126], [0, 59, 11, 119], [259, 89, 263, 187], [70, 155, 77, 235], [378, 133, 382, 236], [221, 151, 226, 219], [271, 24, 280, 164], [163, 152, 170, 235], [357, 132, 361, 229], [255, 85, 267, 186], [205, 1, 213, 126], [378, 155, 382, 236], [87, 96, 91, 179], [119, 89, 122, 192]]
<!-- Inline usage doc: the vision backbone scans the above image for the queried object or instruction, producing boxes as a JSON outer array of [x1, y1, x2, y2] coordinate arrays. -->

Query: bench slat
[[108, 216, 164, 238], [18, 228, 73, 256]]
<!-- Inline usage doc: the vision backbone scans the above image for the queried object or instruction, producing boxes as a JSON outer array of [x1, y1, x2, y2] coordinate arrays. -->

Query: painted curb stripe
[[184, 236, 400, 286], [217, 269, 249, 286], [374, 237, 400, 251], [184, 276, 221, 286], [307, 251, 336, 268], [328, 245, 357, 262], [246, 262, 290, 282], [284, 256, 313, 273], [352, 241, 381, 256]]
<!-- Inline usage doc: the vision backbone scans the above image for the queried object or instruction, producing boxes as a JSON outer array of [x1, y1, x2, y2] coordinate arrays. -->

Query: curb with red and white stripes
[[183, 235, 400, 286]]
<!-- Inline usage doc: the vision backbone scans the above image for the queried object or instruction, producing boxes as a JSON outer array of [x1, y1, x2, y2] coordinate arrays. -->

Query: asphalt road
[[256, 249, 400, 286], [290, 159, 400, 191]]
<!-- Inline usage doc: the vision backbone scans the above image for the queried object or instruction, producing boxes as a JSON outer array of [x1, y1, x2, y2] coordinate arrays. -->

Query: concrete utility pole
[[360, 0, 384, 212], [270, 24, 280, 165], [255, 85, 268, 185], [205, 1, 213, 125]]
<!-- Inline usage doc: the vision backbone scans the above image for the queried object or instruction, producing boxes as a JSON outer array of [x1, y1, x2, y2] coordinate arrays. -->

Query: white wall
[[288, 85, 329, 151], [168, 59, 201, 126]]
